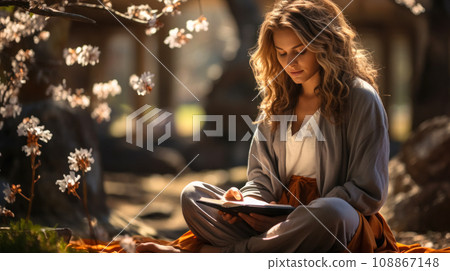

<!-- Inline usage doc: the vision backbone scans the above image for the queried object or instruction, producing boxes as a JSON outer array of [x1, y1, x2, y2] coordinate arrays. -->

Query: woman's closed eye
[[277, 50, 306, 57]]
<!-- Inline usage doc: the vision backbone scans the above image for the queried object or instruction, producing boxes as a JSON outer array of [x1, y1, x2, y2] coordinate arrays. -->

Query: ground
[[103, 167, 450, 249]]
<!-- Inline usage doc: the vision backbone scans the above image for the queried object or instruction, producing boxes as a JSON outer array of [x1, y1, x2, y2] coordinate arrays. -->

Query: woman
[[137, 0, 396, 253]]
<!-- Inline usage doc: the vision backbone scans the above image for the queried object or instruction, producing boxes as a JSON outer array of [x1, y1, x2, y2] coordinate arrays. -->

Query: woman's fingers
[[228, 216, 240, 224], [219, 187, 244, 223], [219, 210, 240, 224], [223, 187, 243, 201]]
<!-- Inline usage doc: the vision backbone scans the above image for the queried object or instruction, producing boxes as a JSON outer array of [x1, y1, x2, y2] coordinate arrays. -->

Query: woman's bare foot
[[136, 242, 181, 253]]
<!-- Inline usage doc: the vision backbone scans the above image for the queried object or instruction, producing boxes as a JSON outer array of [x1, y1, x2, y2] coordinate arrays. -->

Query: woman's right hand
[[219, 187, 244, 224]]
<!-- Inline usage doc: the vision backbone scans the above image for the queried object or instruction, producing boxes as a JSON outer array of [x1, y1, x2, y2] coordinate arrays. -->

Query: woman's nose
[[287, 54, 299, 66], [286, 59, 298, 70]]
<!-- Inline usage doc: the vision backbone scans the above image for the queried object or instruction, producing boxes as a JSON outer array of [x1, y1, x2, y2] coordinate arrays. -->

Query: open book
[[196, 197, 295, 217]]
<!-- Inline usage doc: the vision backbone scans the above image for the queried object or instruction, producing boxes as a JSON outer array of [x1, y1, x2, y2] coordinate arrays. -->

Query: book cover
[[196, 197, 295, 217]]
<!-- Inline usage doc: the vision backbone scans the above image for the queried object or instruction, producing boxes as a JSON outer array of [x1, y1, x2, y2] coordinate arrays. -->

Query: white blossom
[[0, 104, 22, 118], [46, 80, 90, 108], [67, 88, 90, 109], [63, 45, 100, 66], [102, 0, 113, 8], [77, 45, 100, 66], [68, 148, 95, 173], [17, 115, 38, 136], [159, 0, 186, 16], [92, 79, 122, 100], [126, 5, 157, 21], [63, 48, 77, 66], [119, 235, 136, 253], [0, 83, 7, 96], [129, 72, 155, 96], [8, 49, 34, 90], [0, 11, 47, 52], [395, 0, 425, 15], [186, 16, 209, 32], [145, 14, 164, 36], [91, 102, 111, 123], [29, 0, 46, 9], [33, 30, 50, 44], [46, 80, 70, 102], [164, 28, 192, 49], [55, 171, 80, 193], [159, 0, 186, 4], [15, 49, 35, 62], [410, 4, 425, 15], [0, 205, 14, 218], [10, 60, 29, 88], [2, 186, 14, 204], [17, 116, 53, 156]]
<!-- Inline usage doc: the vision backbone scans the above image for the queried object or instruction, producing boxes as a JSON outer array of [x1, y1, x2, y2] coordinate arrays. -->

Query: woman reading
[[137, 0, 397, 253]]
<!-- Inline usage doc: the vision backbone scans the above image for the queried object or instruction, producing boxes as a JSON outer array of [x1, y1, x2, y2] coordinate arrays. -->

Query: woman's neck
[[300, 70, 320, 98]]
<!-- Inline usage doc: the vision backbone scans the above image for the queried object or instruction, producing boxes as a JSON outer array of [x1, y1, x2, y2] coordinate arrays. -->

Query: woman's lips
[[289, 70, 304, 76]]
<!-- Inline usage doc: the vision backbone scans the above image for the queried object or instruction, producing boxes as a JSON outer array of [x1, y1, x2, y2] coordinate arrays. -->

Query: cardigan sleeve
[[324, 82, 390, 215], [239, 120, 280, 203]]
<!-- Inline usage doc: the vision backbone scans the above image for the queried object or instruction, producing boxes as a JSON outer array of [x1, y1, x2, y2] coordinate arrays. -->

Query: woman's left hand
[[238, 201, 288, 233]]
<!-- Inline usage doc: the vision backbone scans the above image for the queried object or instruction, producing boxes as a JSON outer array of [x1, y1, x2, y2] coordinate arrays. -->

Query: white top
[[285, 109, 321, 179]]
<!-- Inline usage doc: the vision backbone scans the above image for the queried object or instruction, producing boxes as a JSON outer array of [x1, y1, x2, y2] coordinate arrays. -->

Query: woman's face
[[273, 28, 320, 86]]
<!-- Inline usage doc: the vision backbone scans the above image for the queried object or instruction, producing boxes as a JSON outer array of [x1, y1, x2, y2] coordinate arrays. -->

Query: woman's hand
[[219, 187, 244, 224], [238, 201, 288, 233]]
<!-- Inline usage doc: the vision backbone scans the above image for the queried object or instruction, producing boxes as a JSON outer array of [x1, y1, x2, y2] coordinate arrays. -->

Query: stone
[[400, 115, 450, 185], [381, 116, 450, 232]]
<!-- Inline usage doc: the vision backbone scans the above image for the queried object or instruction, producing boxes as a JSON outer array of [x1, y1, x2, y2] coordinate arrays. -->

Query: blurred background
[[0, 0, 449, 247]]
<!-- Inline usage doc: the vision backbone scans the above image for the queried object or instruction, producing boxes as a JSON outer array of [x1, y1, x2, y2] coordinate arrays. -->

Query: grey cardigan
[[240, 78, 389, 216]]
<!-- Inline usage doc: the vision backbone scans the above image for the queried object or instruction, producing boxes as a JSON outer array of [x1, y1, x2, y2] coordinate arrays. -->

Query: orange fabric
[[278, 175, 320, 206], [70, 175, 450, 253], [67, 231, 204, 253], [396, 243, 450, 253], [346, 212, 398, 252], [68, 239, 125, 253]]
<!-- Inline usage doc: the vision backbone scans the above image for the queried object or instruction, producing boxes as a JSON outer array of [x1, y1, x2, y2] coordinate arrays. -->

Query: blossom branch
[[33, 159, 41, 172], [26, 151, 37, 221], [66, 2, 152, 24], [0, 0, 96, 23], [18, 191, 30, 202], [81, 171, 97, 242], [15, 116, 52, 222], [197, 0, 203, 16]]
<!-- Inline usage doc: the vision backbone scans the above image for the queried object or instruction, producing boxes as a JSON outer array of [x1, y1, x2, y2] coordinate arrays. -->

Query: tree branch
[[66, 2, 161, 24], [0, 0, 96, 23]]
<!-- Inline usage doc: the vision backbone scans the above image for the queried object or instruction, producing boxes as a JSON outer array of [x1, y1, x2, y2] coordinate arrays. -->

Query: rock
[[139, 204, 173, 220], [381, 116, 450, 232], [400, 116, 450, 185], [0, 100, 108, 233]]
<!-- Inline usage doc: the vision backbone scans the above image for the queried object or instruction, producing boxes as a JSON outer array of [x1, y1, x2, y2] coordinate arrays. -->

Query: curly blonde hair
[[250, 0, 378, 130]]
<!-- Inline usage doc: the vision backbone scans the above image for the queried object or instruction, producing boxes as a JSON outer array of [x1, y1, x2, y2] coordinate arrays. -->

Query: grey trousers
[[180, 181, 360, 252]]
